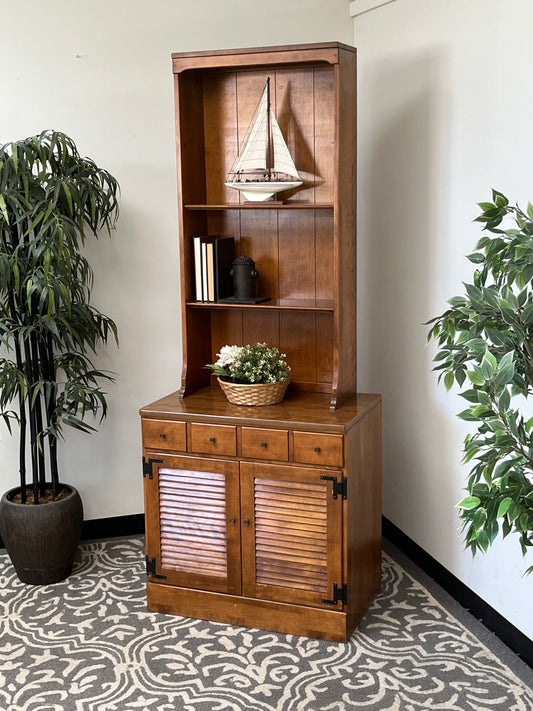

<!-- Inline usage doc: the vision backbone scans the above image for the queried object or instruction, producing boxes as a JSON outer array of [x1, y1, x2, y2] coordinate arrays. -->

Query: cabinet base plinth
[[147, 581, 354, 642]]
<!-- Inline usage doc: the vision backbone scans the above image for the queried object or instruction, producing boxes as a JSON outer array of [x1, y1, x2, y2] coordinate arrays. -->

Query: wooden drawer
[[241, 427, 289, 461], [142, 419, 186, 451], [190, 423, 237, 456], [293, 431, 343, 467]]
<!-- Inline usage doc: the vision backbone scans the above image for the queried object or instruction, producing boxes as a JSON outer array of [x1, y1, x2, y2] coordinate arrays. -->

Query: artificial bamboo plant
[[0, 130, 119, 504], [428, 191, 533, 571]]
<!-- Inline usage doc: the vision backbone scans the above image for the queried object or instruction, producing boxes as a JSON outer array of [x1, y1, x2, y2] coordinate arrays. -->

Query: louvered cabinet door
[[240, 461, 343, 608], [144, 455, 241, 594]]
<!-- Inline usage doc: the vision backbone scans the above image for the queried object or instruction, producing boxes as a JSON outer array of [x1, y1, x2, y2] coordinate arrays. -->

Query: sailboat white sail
[[225, 79, 302, 202]]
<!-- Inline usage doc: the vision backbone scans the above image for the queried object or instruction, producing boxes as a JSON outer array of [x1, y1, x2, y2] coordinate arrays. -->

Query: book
[[201, 240, 208, 301], [213, 237, 235, 301], [192, 235, 235, 302], [206, 241, 215, 302], [193, 236, 203, 301]]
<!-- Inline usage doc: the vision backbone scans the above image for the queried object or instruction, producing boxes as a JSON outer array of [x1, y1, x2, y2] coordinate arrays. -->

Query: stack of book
[[193, 235, 235, 302]]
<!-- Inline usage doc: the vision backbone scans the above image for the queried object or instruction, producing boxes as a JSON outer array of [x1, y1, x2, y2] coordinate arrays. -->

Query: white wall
[[0, 1, 352, 517], [353, 0, 533, 639]]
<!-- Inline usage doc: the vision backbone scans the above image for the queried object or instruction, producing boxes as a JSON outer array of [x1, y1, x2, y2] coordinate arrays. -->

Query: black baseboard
[[81, 513, 145, 541], [383, 516, 533, 670]]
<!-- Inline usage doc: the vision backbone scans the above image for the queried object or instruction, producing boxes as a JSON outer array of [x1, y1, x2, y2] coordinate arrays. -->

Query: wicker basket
[[217, 377, 290, 406]]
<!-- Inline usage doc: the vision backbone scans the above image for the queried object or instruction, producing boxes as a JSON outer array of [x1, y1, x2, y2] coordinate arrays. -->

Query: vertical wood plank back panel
[[210, 309, 243, 361], [204, 72, 238, 204], [278, 211, 316, 300], [276, 68, 316, 203], [313, 67, 335, 204], [206, 210, 242, 255], [315, 209, 334, 302], [315, 312, 333, 384], [280, 312, 317, 383], [240, 210, 278, 301], [243, 310, 280, 350]]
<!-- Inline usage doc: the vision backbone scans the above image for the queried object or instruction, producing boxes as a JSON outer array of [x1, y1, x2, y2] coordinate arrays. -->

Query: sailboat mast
[[266, 77, 272, 181]]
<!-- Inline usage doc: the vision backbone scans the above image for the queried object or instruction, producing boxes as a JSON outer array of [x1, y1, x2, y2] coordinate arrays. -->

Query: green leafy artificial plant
[[0, 130, 119, 504], [428, 191, 533, 572]]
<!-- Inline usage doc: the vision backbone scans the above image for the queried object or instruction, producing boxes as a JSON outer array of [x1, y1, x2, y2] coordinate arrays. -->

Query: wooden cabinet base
[[142, 388, 382, 643], [147, 581, 368, 642]]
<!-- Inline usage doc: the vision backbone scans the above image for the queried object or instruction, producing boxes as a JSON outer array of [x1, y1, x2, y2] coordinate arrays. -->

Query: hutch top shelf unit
[[172, 42, 357, 410]]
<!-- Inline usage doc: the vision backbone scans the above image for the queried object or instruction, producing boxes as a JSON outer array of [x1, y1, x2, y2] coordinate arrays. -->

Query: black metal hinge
[[321, 582, 347, 606], [146, 556, 167, 579], [320, 475, 347, 500], [143, 457, 163, 479]]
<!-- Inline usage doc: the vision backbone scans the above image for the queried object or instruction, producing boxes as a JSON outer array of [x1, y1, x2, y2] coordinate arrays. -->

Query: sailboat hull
[[224, 180, 302, 202]]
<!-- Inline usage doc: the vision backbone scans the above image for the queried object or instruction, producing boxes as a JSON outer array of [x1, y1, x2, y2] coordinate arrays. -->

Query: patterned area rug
[[0, 537, 532, 711]]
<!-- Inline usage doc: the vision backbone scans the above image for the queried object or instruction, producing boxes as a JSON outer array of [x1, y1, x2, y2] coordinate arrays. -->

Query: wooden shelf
[[185, 203, 334, 211], [187, 298, 334, 312], [174, 41, 357, 406]]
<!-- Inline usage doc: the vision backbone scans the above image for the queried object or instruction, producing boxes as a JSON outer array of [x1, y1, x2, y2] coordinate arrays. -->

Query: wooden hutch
[[140, 42, 382, 642]]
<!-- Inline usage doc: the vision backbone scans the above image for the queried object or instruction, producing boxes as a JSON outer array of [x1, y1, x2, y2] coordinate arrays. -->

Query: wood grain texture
[[239, 209, 278, 301], [275, 68, 315, 203], [159, 468, 228, 577], [172, 45, 356, 402], [147, 581, 348, 641], [240, 462, 343, 609], [293, 431, 343, 466], [241, 427, 289, 461], [331, 48, 357, 409], [278, 210, 315, 300], [203, 72, 238, 205], [141, 387, 380, 433], [190, 423, 237, 457], [144, 44, 379, 642], [172, 43, 346, 74], [345, 399, 382, 636], [144, 455, 241, 595], [142, 419, 187, 452]]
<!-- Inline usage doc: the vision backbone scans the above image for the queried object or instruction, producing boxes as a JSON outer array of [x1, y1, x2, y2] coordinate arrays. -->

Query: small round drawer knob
[[243, 519, 250, 526], [260, 442, 268, 448], [314, 447, 321, 453], [230, 518, 236, 525], [209, 437, 216, 444], [160, 433, 166, 439]]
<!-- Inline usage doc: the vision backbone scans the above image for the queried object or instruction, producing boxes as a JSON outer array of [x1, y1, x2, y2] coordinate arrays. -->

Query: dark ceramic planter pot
[[0, 484, 83, 585]]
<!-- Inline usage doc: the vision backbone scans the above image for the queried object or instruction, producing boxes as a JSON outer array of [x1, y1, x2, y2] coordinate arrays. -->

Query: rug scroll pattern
[[0, 538, 531, 710]]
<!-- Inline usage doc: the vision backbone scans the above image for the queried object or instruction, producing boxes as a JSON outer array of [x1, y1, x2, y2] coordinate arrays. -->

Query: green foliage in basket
[[205, 343, 290, 384]]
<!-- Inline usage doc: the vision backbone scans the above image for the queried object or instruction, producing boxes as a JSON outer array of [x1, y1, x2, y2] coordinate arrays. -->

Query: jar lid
[[232, 254, 255, 266]]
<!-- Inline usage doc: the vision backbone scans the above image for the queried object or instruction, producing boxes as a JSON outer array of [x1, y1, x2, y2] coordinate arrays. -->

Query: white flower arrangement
[[205, 343, 290, 384]]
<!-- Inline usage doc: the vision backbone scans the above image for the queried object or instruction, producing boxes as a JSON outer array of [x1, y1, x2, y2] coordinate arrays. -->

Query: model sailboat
[[225, 78, 302, 202]]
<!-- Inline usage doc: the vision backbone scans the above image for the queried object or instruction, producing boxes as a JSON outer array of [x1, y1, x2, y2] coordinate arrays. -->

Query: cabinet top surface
[[140, 387, 380, 431]]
